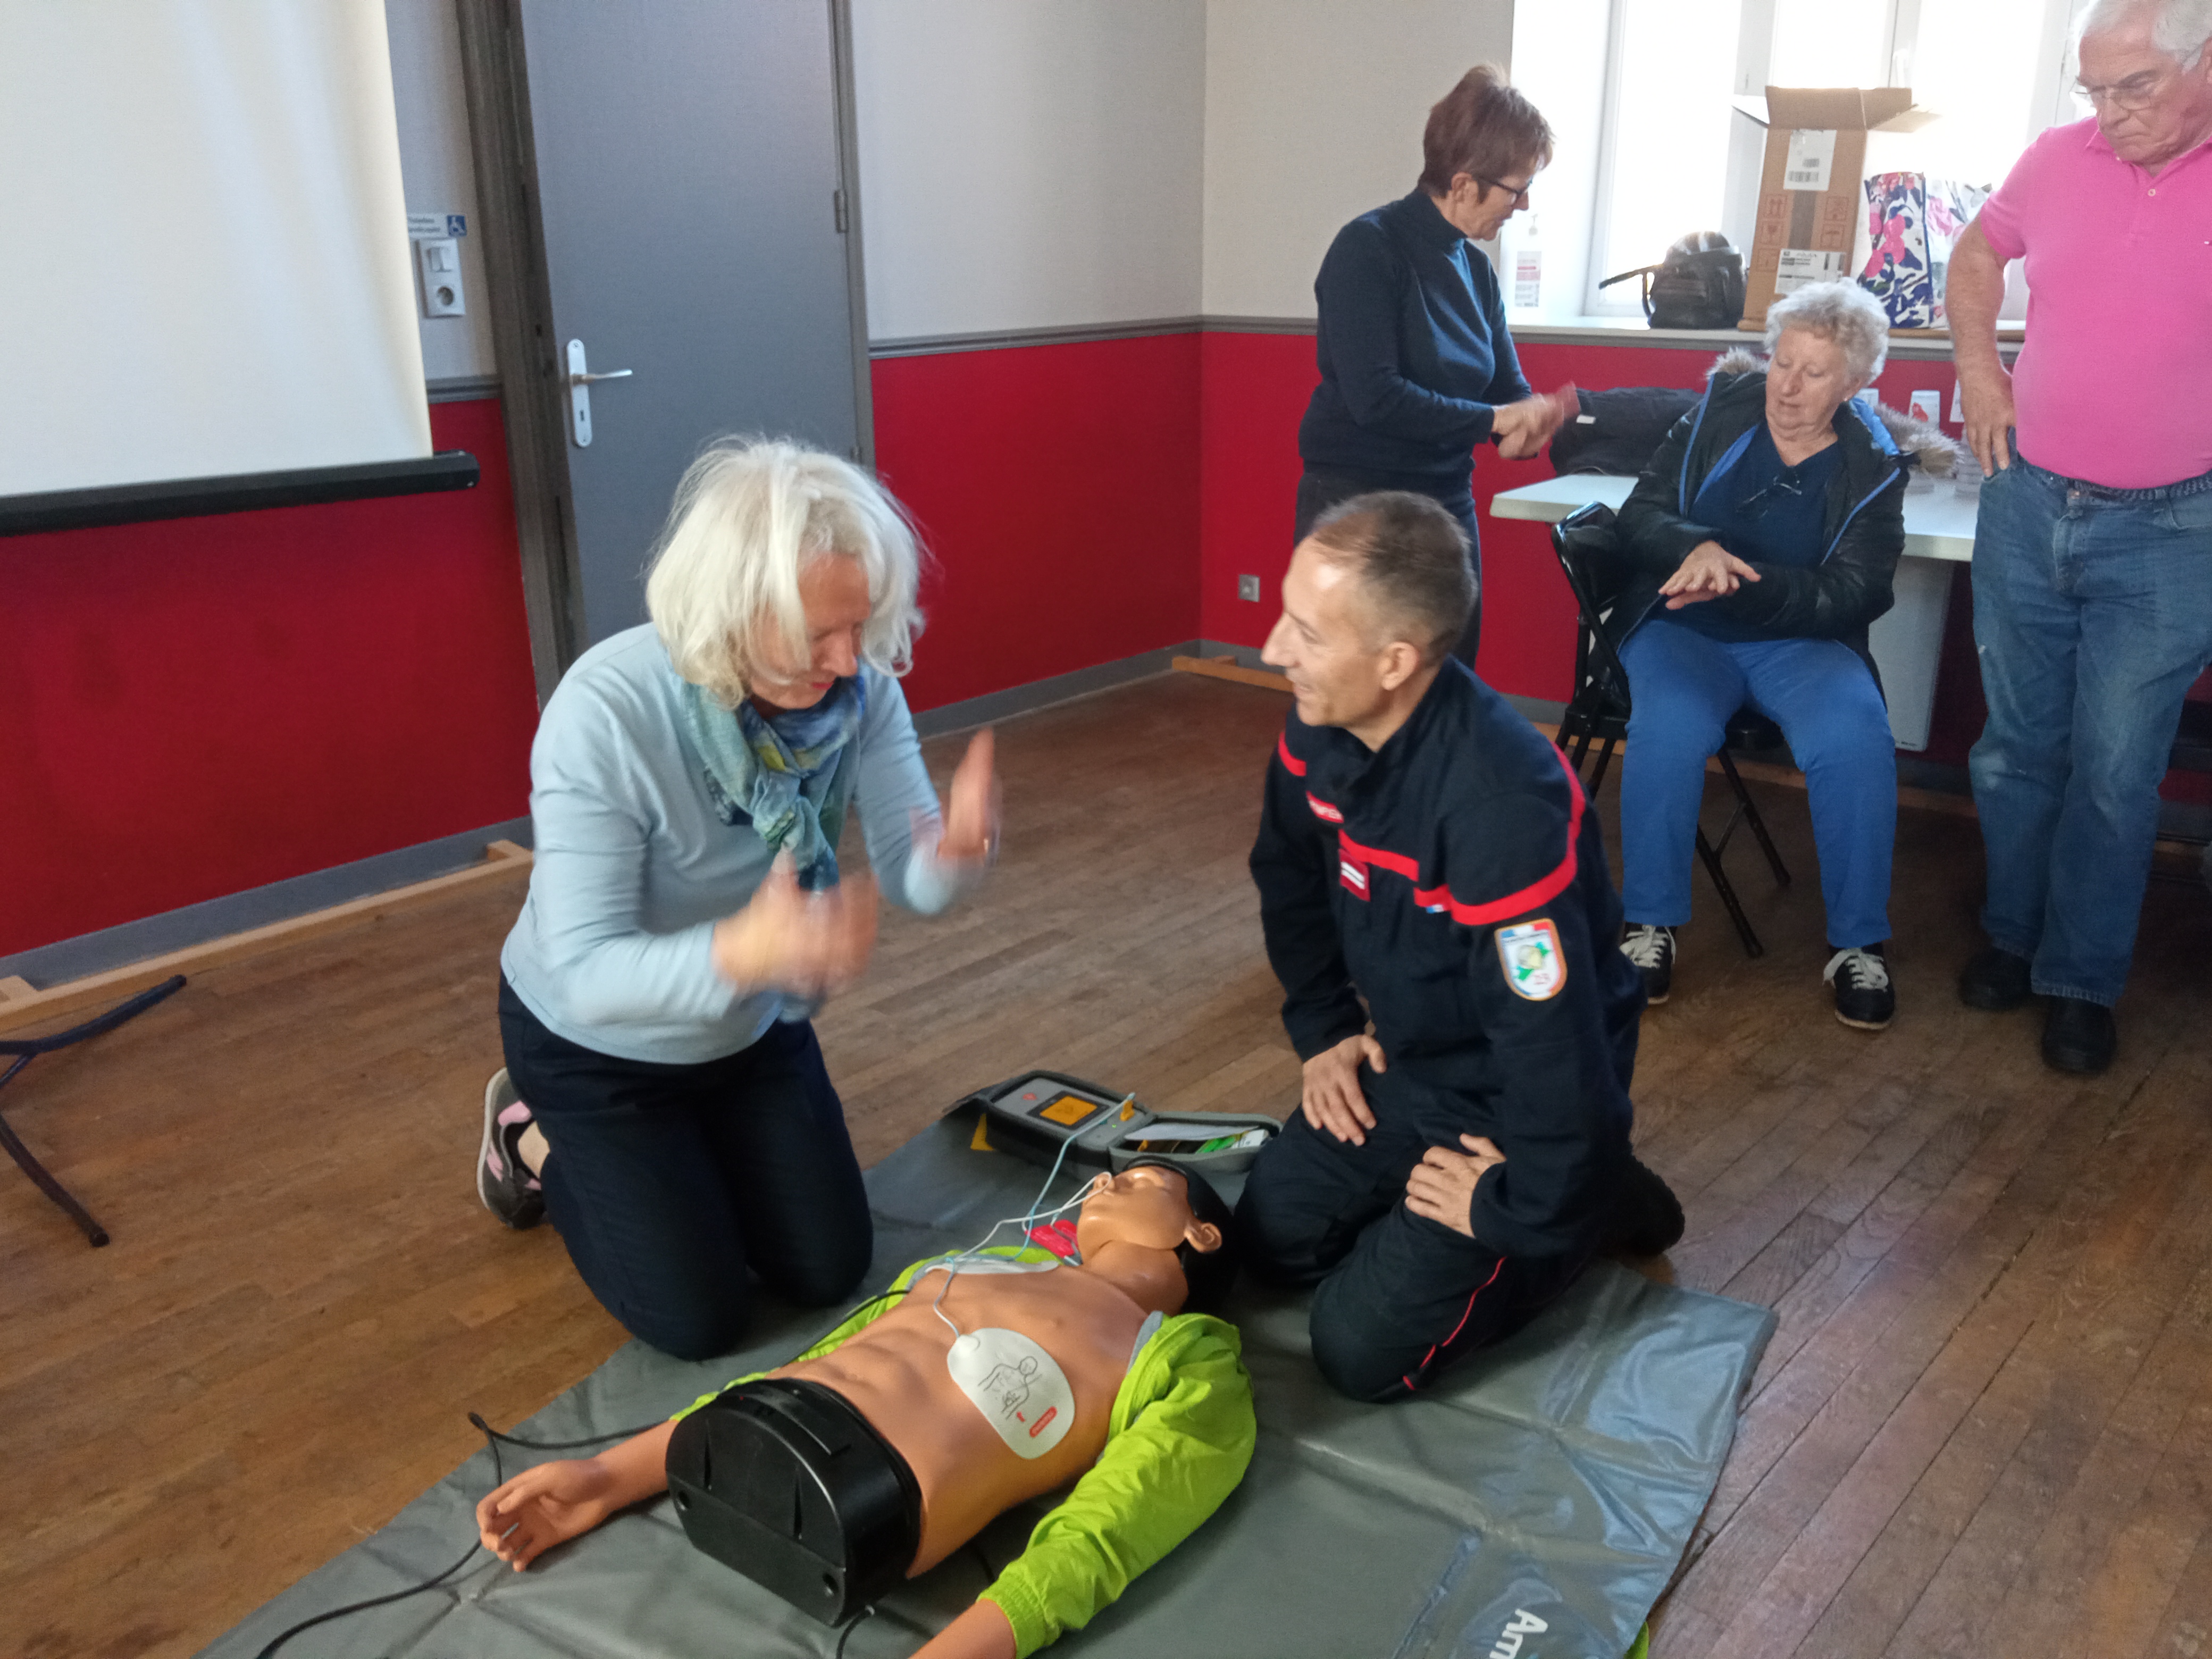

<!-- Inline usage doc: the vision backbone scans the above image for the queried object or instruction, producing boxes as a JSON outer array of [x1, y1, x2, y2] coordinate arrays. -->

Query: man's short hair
[[2081, 0, 2212, 65], [1123, 1157, 1238, 1315], [1305, 492, 1477, 665]]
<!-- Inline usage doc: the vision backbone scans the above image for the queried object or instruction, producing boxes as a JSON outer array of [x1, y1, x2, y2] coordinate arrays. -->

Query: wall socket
[[1237, 574, 1261, 602]]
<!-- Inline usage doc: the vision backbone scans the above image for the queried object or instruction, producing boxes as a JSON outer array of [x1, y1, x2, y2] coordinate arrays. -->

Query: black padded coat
[[1608, 368, 1909, 678]]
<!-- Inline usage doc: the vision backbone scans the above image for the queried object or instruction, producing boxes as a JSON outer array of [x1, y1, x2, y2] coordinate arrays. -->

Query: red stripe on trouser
[[1401, 1254, 1508, 1391]]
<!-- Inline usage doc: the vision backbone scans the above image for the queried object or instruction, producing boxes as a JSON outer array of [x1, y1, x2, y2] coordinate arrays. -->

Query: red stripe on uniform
[[1276, 733, 1306, 776], [1331, 745, 1587, 924], [1336, 832, 1418, 881], [1402, 1254, 1508, 1392]]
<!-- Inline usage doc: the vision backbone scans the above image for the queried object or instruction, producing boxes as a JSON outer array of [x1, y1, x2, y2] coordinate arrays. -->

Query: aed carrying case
[[945, 1069, 1278, 1178]]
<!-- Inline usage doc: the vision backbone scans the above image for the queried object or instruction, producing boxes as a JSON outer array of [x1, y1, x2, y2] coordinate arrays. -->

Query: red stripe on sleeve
[[1415, 747, 1587, 926]]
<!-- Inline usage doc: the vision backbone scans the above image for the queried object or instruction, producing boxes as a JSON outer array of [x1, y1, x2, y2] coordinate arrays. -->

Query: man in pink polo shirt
[[1947, 0, 2212, 1075]]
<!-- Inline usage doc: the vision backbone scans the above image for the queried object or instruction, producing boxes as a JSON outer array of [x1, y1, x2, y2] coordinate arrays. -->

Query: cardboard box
[[1858, 172, 1991, 330], [1740, 86, 1935, 333]]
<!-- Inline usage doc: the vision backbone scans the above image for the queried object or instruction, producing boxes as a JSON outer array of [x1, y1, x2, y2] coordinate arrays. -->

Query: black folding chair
[[1549, 501, 1790, 958], [0, 975, 185, 1246]]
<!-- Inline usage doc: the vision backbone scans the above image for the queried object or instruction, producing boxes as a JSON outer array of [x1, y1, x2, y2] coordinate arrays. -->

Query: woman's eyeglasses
[[1473, 174, 1532, 206]]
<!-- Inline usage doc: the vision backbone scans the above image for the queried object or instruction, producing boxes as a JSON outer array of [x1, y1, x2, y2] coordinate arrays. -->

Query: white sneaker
[[1620, 924, 1675, 1004]]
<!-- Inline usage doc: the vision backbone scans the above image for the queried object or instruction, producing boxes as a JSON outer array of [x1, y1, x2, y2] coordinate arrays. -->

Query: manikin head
[[2075, 0, 2212, 169], [1262, 492, 1476, 751], [1072, 1159, 1237, 1314]]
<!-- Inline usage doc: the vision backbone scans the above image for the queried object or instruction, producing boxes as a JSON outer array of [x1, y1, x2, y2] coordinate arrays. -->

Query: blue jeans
[[1968, 455, 2212, 1006], [1619, 618, 1897, 948]]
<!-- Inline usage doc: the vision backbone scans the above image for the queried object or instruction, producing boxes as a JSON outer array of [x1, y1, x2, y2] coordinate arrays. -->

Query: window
[[1569, 0, 2091, 317]]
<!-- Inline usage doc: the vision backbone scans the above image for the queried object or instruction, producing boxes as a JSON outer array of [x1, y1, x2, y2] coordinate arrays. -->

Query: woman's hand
[[1660, 541, 1761, 608], [937, 728, 999, 865], [476, 1458, 619, 1571], [711, 853, 880, 996], [1490, 383, 1578, 461]]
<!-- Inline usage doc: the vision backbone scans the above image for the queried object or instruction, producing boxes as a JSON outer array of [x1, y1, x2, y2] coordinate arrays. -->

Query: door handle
[[564, 340, 632, 447]]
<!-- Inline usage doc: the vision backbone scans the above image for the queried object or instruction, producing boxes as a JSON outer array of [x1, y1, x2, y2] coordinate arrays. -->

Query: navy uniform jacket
[[1250, 660, 1645, 1258]]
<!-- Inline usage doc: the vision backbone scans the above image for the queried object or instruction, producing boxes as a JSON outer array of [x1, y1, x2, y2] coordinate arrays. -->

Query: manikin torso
[[772, 1257, 1153, 1574]]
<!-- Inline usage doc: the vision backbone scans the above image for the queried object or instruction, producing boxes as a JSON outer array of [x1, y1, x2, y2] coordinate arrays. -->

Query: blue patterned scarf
[[680, 676, 866, 889]]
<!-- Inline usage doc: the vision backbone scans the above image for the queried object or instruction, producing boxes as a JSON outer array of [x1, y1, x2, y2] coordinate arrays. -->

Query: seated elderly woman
[[1610, 281, 1908, 1029], [479, 438, 995, 1359]]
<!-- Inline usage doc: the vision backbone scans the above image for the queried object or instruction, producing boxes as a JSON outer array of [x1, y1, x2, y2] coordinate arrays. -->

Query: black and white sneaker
[[477, 1068, 545, 1229], [1620, 924, 1675, 1004], [1824, 944, 1895, 1031]]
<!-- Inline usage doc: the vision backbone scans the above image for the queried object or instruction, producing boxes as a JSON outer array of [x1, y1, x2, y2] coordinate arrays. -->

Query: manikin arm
[[976, 1317, 1254, 1657], [474, 1268, 925, 1570]]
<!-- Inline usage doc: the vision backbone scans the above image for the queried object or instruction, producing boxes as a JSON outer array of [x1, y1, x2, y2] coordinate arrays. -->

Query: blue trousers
[[498, 977, 872, 1361], [1968, 455, 2212, 1006], [1619, 619, 1896, 948]]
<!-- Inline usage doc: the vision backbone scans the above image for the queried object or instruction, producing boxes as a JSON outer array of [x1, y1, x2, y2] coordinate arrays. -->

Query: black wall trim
[[0, 450, 481, 537]]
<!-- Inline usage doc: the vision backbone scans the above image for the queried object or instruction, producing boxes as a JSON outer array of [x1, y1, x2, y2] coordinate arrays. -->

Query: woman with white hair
[[1610, 282, 1913, 1029], [477, 439, 995, 1359]]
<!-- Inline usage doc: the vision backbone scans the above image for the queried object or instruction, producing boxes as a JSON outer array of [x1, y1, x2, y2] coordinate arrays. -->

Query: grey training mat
[[204, 1115, 1774, 1659]]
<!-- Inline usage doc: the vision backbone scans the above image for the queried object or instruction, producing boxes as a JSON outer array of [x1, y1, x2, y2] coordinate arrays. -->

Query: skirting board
[[0, 839, 533, 1036], [911, 640, 1205, 738], [0, 816, 534, 1006]]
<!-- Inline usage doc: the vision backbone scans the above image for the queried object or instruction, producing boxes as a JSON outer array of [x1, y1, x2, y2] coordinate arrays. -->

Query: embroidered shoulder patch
[[1496, 918, 1566, 1001]]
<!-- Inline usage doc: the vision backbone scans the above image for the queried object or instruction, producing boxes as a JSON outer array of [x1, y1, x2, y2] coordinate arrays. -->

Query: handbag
[[1599, 232, 1747, 330]]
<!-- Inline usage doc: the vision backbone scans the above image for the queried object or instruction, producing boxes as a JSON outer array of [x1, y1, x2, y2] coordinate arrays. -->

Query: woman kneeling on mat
[[1611, 282, 1913, 1029], [478, 438, 996, 1358]]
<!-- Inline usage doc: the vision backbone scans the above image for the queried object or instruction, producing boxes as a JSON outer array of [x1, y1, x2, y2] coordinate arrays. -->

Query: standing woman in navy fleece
[[476, 439, 996, 1360], [1295, 64, 1576, 665]]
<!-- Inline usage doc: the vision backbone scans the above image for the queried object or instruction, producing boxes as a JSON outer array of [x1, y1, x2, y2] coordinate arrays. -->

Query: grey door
[[510, 0, 866, 650]]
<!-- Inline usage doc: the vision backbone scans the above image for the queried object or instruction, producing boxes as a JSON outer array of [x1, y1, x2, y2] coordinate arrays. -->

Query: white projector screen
[[0, 0, 431, 500]]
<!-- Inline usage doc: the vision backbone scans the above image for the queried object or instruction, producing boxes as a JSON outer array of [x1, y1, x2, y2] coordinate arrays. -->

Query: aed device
[[949, 1069, 1278, 1178]]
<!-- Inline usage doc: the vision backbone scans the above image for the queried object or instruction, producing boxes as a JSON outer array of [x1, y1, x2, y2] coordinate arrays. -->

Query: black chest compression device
[[667, 1376, 920, 1626]]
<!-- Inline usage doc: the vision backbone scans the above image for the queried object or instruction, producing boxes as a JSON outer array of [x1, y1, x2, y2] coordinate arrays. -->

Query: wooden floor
[[5, 672, 2210, 1659]]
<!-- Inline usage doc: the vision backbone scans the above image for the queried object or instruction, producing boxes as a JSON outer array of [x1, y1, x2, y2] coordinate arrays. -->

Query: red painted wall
[[871, 334, 1202, 715], [0, 398, 540, 958]]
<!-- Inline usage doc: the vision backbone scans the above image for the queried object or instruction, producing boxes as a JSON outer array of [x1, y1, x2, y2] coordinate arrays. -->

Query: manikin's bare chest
[[776, 1261, 1151, 1572]]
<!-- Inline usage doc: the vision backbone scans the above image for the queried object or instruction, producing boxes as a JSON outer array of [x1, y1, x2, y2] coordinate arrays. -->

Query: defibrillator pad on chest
[[945, 1328, 1076, 1459]]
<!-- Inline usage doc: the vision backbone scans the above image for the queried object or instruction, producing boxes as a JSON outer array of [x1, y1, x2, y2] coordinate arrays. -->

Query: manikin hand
[[1660, 541, 1761, 609], [1302, 1033, 1386, 1145], [711, 852, 880, 998], [476, 1422, 674, 1571], [475, 1458, 621, 1570], [1490, 382, 1579, 461], [1403, 1134, 1505, 1238], [936, 727, 1000, 864], [1959, 363, 2017, 475]]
